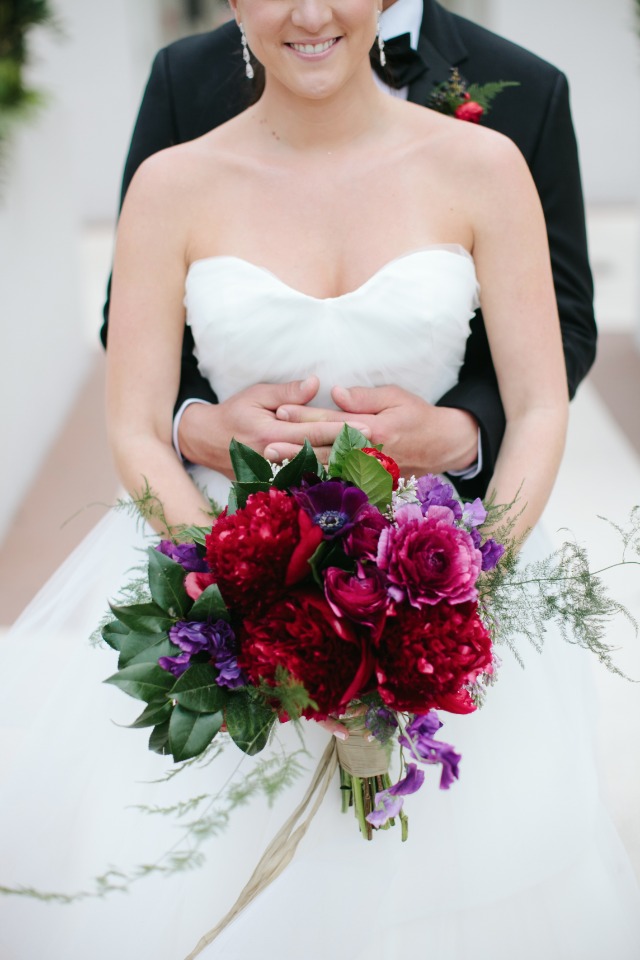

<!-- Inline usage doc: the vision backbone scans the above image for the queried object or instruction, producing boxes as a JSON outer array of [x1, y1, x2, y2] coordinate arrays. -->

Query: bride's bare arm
[[106, 153, 213, 533], [471, 134, 569, 541]]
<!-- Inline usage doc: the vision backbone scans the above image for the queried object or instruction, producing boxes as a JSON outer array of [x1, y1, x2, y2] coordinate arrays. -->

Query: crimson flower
[[238, 589, 373, 719]]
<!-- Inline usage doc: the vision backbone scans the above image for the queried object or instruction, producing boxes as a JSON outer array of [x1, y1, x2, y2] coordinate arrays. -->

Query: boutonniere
[[428, 68, 519, 123]]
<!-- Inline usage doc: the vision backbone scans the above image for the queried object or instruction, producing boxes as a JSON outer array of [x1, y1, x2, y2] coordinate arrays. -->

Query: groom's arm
[[437, 71, 596, 500], [100, 47, 218, 410]]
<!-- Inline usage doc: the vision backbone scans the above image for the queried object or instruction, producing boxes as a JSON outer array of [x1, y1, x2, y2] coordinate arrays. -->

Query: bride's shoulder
[[398, 99, 530, 190]]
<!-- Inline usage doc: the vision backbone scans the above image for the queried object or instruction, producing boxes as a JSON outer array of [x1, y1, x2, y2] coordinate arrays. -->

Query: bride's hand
[[177, 377, 371, 473], [274, 384, 478, 476]]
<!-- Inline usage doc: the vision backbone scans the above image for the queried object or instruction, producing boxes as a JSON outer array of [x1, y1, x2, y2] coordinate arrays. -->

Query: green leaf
[[149, 719, 171, 755], [171, 664, 229, 713], [147, 547, 191, 617], [328, 425, 369, 478], [189, 584, 229, 623], [124, 637, 179, 668], [466, 80, 520, 111], [117, 630, 172, 668], [109, 601, 175, 634], [341, 449, 393, 510], [226, 486, 239, 516], [169, 705, 224, 762], [271, 440, 322, 488], [231, 481, 273, 510], [225, 689, 275, 755], [104, 663, 176, 702], [229, 439, 274, 483], [101, 619, 129, 652], [128, 700, 173, 730]]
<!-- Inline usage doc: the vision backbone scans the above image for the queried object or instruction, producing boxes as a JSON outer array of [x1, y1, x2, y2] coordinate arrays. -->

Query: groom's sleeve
[[439, 70, 596, 501], [100, 48, 219, 410]]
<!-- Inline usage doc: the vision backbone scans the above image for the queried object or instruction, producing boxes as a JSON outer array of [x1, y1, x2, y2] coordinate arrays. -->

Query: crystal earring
[[240, 22, 254, 79], [377, 14, 386, 67]]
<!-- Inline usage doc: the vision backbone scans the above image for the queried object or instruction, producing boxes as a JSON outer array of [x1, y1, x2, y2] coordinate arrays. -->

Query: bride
[[1, 0, 639, 957]]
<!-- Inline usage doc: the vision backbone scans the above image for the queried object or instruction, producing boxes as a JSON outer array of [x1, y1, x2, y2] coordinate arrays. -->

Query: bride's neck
[[250, 69, 389, 153]]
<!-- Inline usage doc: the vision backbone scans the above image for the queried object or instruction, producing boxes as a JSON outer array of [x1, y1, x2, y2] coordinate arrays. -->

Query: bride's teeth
[[290, 39, 336, 54]]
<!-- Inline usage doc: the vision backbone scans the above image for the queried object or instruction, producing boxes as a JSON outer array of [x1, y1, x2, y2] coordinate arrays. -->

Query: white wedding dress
[[1, 247, 639, 960]]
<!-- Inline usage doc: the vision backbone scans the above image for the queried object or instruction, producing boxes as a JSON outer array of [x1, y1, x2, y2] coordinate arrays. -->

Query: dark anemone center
[[313, 509, 348, 533]]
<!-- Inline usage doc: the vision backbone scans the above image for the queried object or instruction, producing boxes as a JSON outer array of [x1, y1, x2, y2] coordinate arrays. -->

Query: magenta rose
[[344, 505, 391, 562], [324, 566, 389, 636], [377, 503, 482, 607]]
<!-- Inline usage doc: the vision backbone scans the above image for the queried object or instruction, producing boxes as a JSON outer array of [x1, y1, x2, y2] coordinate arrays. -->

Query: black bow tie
[[371, 32, 429, 89]]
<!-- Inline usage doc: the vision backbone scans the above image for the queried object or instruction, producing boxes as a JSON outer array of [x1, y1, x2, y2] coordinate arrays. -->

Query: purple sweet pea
[[293, 479, 369, 540], [416, 475, 463, 520], [157, 540, 209, 573], [400, 712, 462, 790], [158, 653, 192, 678], [480, 538, 505, 572], [366, 763, 426, 828], [462, 498, 487, 528], [159, 619, 247, 689]]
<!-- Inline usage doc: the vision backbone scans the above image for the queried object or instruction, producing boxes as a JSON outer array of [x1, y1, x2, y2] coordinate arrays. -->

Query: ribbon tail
[[184, 738, 338, 960]]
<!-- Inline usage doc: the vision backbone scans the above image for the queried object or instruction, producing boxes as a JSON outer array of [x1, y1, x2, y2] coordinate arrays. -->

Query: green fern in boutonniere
[[428, 67, 519, 123]]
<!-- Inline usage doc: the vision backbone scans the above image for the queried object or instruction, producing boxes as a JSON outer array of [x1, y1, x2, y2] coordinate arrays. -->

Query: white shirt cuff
[[173, 398, 212, 462], [447, 428, 483, 481]]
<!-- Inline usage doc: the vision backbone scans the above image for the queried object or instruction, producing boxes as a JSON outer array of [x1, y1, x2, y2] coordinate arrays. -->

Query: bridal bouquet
[[103, 427, 507, 840]]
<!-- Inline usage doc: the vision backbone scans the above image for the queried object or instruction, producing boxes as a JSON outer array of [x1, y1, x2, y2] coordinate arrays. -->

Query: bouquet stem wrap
[[336, 723, 390, 777], [184, 738, 339, 960]]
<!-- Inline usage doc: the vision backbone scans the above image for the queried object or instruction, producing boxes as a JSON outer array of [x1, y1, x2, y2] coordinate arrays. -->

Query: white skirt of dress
[[1, 485, 639, 960]]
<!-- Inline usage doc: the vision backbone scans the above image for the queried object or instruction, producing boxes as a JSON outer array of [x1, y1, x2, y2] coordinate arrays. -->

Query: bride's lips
[[285, 37, 342, 61]]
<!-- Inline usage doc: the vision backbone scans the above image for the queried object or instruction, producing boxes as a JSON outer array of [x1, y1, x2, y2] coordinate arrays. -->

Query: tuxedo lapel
[[408, 0, 468, 106]]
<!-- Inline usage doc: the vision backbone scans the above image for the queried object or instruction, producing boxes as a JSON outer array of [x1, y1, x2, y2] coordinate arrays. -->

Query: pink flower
[[184, 572, 216, 600], [344, 505, 391, 562], [377, 503, 482, 607]]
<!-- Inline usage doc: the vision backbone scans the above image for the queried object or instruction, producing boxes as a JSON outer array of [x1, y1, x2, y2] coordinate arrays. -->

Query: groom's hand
[[274, 384, 478, 476], [177, 377, 371, 474]]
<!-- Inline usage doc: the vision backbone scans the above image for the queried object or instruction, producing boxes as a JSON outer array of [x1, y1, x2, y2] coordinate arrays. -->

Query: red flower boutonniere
[[428, 68, 519, 123]]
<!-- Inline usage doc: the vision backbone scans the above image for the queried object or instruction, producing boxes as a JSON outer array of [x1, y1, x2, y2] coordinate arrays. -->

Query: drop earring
[[377, 14, 386, 67], [240, 22, 254, 79]]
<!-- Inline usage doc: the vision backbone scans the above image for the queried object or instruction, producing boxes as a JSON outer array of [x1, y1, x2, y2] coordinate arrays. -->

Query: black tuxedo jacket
[[101, 0, 596, 500]]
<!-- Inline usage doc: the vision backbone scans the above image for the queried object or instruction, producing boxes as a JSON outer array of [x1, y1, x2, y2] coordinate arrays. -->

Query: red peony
[[374, 601, 492, 714], [454, 99, 484, 123], [205, 489, 322, 613], [361, 448, 401, 490], [238, 589, 373, 718]]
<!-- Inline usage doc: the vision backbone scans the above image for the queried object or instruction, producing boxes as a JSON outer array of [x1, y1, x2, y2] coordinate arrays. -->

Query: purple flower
[[400, 712, 462, 790], [159, 619, 247, 689], [366, 763, 425, 828], [293, 480, 369, 540], [157, 540, 209, 573], [324, 565, 389, 633], [377, 503, 483, 607], [158, 653, 191, 677], [416, 475, 463, 520], [462, 498, 487, 528], [480, 538, 505, 572]]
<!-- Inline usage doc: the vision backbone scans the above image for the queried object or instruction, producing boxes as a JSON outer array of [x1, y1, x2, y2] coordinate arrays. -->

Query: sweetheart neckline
[[186, 244, 477, 303]]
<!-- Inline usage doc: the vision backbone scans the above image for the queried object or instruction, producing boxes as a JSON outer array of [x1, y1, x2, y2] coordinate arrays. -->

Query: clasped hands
[[178, 375, 478, 479]]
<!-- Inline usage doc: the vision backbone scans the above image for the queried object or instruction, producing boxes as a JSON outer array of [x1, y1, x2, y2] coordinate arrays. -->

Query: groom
[[102, 0, 596, 500]]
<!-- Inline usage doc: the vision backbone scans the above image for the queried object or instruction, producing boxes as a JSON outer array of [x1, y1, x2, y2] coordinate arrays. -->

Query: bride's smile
[[230, 0, 382, 99]]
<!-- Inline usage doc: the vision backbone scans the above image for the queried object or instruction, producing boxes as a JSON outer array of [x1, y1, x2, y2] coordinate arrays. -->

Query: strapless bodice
[[184, 245, 480, 411]]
